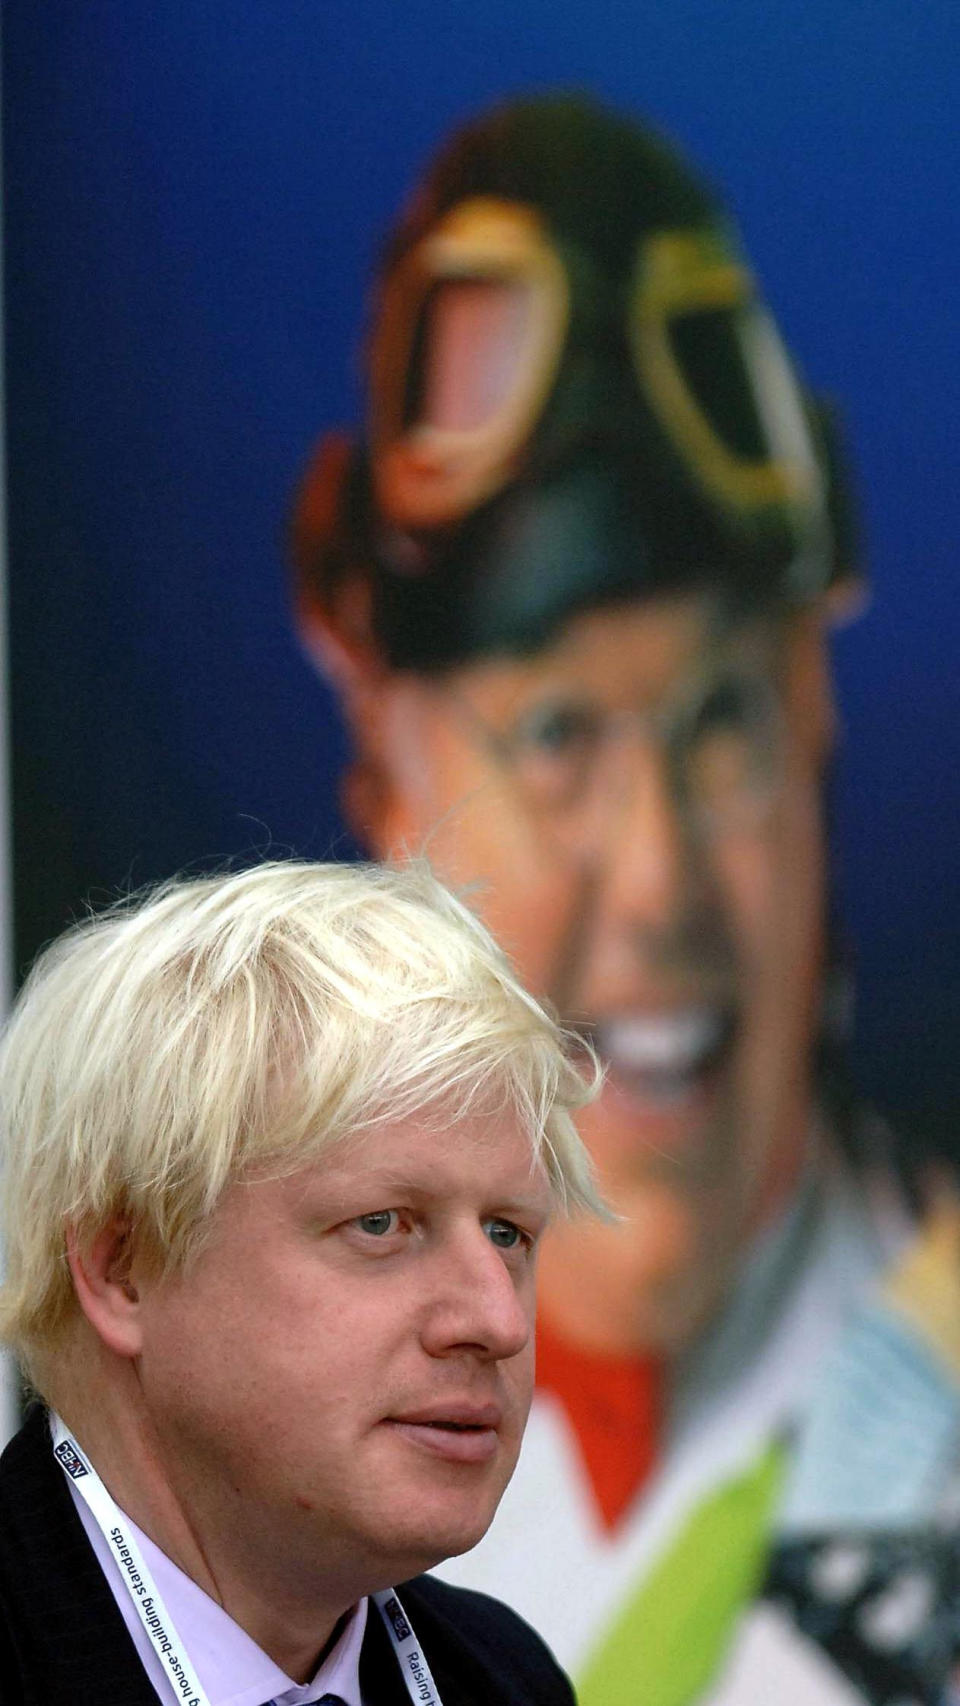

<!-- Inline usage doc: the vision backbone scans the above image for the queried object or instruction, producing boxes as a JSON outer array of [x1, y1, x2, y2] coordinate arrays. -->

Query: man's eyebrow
[[300, 1163, 555, 1212], [706, 602, 784, 655], [492, 1194, 557, 1224]]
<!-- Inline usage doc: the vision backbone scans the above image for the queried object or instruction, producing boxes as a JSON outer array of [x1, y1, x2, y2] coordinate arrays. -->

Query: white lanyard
[[371, 1590, 444, 1706], [51, 1417, 445, 1706], [51, 1415, 212, 1706]]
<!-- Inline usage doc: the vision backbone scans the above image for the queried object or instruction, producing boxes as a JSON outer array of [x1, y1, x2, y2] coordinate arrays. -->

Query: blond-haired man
[[0, 858, 599, 1706]]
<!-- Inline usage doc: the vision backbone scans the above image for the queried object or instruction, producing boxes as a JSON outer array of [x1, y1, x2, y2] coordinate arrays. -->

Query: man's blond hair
[[0, 860, 600, 1389]]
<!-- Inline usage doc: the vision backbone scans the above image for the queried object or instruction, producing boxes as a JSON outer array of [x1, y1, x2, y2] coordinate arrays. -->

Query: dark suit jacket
[[0, 1407, 574, 1706]]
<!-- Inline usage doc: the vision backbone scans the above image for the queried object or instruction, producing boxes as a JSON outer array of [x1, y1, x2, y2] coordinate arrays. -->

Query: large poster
[[4, 3, 958, 1140], [4, 6, 959, 1702]]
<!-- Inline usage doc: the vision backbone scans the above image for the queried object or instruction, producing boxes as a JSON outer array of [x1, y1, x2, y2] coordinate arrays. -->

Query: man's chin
[[373, 1510, 503, 1579]]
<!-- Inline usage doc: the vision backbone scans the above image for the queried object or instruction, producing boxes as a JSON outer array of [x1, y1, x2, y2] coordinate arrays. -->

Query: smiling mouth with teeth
[[590, 1006, 736, 1105]]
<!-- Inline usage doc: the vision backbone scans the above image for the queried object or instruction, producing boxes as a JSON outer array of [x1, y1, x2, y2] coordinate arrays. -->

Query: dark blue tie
[[265, 1697, 347, 1705]]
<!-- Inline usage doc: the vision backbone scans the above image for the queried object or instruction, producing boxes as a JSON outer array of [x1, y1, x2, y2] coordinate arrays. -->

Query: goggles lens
[[371, 198, 570, 528], [631, 231, 822, 515], [669, 307, 770, 462], [409, 276, 536, 434]]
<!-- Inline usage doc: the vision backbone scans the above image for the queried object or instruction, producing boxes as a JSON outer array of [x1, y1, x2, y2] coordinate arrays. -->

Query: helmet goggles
[[370, 195, 824, 540], [292, 97, 859, 677]]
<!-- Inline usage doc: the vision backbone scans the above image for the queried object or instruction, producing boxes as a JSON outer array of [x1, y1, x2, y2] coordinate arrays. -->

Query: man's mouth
[[385, 1403, 503, 1465], [591, 1005, 736, 1106]]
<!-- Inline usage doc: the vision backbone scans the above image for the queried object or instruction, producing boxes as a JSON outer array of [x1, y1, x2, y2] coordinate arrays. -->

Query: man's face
[[129, 1110, 552, 1599], [364, 595, 833, 1352]]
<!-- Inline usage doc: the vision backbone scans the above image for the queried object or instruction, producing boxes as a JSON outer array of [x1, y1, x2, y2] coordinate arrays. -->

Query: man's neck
[[57, 1353, 358, 1682]]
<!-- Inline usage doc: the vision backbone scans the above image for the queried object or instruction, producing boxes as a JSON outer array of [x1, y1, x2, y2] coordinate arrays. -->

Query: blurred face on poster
[[348, 594, 833, 1352], [294, 94, 855, 1357]]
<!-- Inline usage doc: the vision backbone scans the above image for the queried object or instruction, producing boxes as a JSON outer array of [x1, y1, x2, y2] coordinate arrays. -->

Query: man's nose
[[586, 732, 703, 933], [420, 1230, 532, 1363]]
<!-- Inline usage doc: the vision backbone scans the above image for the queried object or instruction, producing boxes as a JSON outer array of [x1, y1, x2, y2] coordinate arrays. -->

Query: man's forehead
[[434, 592, 785, 707], [275, 1114, 554, 1204]]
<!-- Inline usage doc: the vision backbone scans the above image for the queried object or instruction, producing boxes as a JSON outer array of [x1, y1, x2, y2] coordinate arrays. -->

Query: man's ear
[[340, 673, 439, 860], [342, 749, 427, 861], [341, 757, 393, 856], [65, 1220, 145, 1359], [785, 606, 839, 766]]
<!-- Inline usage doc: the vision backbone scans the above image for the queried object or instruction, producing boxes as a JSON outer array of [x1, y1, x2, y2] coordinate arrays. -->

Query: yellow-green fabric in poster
[[577, 1439, 786, 1706]]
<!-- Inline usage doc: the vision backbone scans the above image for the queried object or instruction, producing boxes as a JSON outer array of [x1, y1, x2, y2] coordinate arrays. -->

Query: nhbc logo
[[383, 1596, 412, 1643], [54, 1440, 89, 1481]]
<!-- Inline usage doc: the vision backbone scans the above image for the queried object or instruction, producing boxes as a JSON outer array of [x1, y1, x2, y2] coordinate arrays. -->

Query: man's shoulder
[[0, 1403, 58, 1545], [387, 1572, 575, 1706]]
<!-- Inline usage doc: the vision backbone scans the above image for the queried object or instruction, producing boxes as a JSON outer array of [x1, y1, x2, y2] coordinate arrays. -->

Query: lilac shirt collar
[[67, 1471, 367, 1706]]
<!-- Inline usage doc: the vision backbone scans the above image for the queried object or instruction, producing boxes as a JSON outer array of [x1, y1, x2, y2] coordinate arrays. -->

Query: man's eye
[[509, 701, 600, 756], [682, 674, 782, 815], [354, 1210, 400, 1238], [500, 701, 601, 809], [483, 1218, 531, 1253], [690, 675, 776, 742]]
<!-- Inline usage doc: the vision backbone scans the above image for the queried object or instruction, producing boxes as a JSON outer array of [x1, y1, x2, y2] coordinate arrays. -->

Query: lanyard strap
[[371, 1591, 444, 1706], [51, 1414, 212, 1706], [51, 1416, 445, 1706]]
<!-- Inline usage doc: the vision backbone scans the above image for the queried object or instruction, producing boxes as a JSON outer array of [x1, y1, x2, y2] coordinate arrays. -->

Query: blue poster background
[[4, 0, 958, 1146]]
